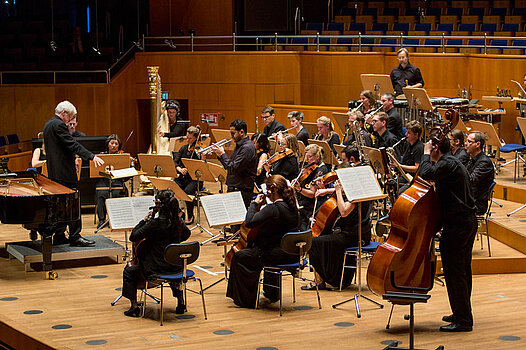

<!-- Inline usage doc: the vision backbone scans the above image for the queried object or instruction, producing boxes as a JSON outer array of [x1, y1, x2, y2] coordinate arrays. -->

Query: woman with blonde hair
[[315, 116, 340, 156]]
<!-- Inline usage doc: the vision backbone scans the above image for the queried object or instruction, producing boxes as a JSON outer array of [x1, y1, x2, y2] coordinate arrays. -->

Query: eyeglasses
[[261, 115, 271, 119], [278, 142, 287, 145]]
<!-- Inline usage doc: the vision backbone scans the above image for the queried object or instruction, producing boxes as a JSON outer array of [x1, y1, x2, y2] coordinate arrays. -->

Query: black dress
[[271, 154, 299, 182], [297, 163, 330, 231], [173, 143, 201, 218], [122, 215, 191, 301], [226, 200, 299, 308], [254, 150, 268, 188], [309, 200, 371, 288]]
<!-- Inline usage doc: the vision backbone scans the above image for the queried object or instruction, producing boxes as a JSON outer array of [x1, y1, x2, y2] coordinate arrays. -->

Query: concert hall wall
[[1, 52, 525, 160]]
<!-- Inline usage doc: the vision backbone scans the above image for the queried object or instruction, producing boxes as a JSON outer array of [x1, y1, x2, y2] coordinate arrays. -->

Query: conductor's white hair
[[55, 100, 77, 116]]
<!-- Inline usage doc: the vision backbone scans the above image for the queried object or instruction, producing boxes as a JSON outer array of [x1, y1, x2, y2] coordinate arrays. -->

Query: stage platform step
[[6, 235, 125, 271]]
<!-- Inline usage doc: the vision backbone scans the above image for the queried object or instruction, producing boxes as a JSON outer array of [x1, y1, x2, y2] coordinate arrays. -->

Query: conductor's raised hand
[[93, 156, 105, 167]]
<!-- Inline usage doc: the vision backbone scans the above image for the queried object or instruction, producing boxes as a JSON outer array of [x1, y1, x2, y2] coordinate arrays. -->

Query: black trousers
[[122, 264, 182, 302], [226, 246, 298, 308], [54, 180, 82, 242], [440, 213, 478, 327]]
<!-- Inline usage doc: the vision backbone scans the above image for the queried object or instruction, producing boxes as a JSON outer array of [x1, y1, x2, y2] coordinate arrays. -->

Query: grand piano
[[0, 171, 79, 276]]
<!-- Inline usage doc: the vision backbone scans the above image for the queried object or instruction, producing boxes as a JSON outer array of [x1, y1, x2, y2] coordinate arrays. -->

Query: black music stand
[[331, 166, 386, 318]]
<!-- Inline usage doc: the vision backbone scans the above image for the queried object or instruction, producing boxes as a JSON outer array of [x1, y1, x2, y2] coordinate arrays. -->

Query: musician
[[31, 140, 46, 173], [226, 175, 299, 308], [43, 100, 104, 247], [419, 136, 477, 332], [251, 133, 270, 188], [261, 106, 286, 138], [395, 121, 424, 194], [158, 100, 186, 139], [173, 126, 203, 225], [314, 116, 340, 155], [303, 146, 371, 290], [343, 110, 372, 147], [390, 48, 424, 96], [213, 119, 257, 208], [465, 131, 495, 215], [449, 129, 470, 167], [380, 92, 403, 139], [269, 133, 300, 182], [288, 110, 309, 146], [371, 112, 398, 149], [95, 134, 129, 228], [122, 189, 191, 317], [294, 144, 330, 231], [359, 90, 377, 115], [68, 115, 86, 137]]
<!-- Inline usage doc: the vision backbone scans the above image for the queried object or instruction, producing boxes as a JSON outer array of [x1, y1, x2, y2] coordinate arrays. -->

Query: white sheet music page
[[106, 196, 155, 230], [110, 167, 138, 179], [336, 166, 384, 203], [200, 191, 247, 227]]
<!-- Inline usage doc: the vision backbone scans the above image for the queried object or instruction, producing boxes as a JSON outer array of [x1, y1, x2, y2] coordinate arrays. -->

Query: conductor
[[43, 101, 104, 246]]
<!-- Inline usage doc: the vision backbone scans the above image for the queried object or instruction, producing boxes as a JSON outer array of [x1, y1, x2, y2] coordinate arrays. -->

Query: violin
[[295, 162, 318, 185], [263, 148, 294, 166]]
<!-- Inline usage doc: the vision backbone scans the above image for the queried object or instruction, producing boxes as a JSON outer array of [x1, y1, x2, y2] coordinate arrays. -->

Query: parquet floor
[[1, 165, 526, 349]]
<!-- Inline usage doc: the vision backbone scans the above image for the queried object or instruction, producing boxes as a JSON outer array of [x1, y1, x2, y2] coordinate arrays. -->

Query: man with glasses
[[380, 92, 403, 140], [371, 112, 398, 149], [465, 131, 495, 215], [261, 106, 286, 138]]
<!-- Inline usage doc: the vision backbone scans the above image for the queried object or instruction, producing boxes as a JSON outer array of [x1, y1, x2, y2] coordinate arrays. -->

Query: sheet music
[[110, 167, 138, 179], [336, 166, 384, 203], [200, 192, 247, 227], [106, 196, 155, 230]]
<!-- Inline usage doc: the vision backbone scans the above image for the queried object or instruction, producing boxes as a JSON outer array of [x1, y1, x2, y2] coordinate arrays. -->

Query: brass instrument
[[349, 101, 363, 114], [365, 105, 383, 118], [268, 126, 296, 139], [197, 138, 232, 155], [352, 120, 369, 163]]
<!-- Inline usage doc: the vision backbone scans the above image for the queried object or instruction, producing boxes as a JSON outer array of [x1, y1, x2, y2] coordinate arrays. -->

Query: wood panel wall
[[1, 51, 525, 159]]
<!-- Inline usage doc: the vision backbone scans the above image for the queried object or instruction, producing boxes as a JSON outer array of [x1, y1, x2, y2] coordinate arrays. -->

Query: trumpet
[[196, 138, 232, 155], [268, 126, 296, 139]]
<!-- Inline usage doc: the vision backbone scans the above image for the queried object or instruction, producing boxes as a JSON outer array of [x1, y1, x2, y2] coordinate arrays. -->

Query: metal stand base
[[507, 203, 526, 217], [94, 219, 109, 233], [332, 292, 384, 318], [111, 290, 160, 306]]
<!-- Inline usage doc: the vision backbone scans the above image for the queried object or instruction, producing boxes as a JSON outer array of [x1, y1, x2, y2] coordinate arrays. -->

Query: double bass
[[367, 109, 459, 296]]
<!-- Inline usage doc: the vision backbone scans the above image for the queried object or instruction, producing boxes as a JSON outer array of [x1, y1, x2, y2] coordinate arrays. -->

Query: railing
[[1, 33, 524, 84], [142, 33, 526, 54]]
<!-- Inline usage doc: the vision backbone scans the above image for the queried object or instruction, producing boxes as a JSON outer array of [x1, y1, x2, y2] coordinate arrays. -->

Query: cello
[[367, 109, 459, 297], [310, 172, 340, 237]]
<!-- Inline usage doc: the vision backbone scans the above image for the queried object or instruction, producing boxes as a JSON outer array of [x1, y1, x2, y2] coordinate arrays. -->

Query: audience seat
[[451, 0, 470, 8], [480, 23, 498, 34], [376, 38, 397, 52], [326, 22, 345, 34], [335, 16, 353, 25], [393, 22, 410, 34], [437, 23, 455, 33], [306, 23, 324, 32], [459, 23, 477, 32], [446, 38, 464, 53], [502, 23, 519, 32], [419, 38, 442, 53], [331, 37, 353, 51], [372, 23, 389, 33], [376, 15, 395, 26], [415, 23, 432, 32], [446, 8, 464, 17], [382, 9, 399, 17], [488, 39, 509, 54], [349, 22, 366, 33]]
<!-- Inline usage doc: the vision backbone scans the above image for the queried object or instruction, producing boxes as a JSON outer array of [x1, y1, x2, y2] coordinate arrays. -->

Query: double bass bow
[[366, 109, 459, 297]]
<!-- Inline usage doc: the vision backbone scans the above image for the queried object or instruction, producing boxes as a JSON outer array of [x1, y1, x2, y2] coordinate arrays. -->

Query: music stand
[[402, 87, 433, 111], [333, 144, 345, 159], [90, 154, 132, 232], [137, 154, 178, 178], [206, 161, 227, 194], [181, 158, 217, 239], [269, 139, 278, 155], [199, 191, 247, 290], [302, 122, 318, 138], [148, 176, 193, 201], [331, 166, 386, 317], [169, 137, 186, 153], [362, 146, 388, 176], [332, 112, 349, 140], [308, 139, 340, 167], [298, 140, 306, 159], [361, 74, 394, 100]]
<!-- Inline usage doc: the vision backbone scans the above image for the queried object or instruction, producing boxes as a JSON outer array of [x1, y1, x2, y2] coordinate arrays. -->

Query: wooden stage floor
[[1, 166, 526, 349]]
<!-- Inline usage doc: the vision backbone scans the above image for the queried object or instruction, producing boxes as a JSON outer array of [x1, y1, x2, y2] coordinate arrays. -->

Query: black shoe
[[53, 234, 69, 246], [440, 323, 472, 332], [175, 304, 186, 314], [29, 230, 38, 241], [185, 216, 194, 225], [442, 314, 455, 323], [301, 282, 326, 291], [124, 306, 141, 317], [70, 237, 96, 247]]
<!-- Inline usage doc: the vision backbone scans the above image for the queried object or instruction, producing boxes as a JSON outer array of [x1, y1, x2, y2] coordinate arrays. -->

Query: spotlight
[[49, 41, 57, 52], [164, 39, 176, 49]]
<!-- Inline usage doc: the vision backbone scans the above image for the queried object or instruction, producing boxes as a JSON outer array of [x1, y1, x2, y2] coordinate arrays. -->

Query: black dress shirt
[[218, 136, 257, 191], [373, 129, 398, 149], [343, 129, 373, 147], [71, 130, 86, 137], [386, 107, 403, 139], [401, 140, 424, 174], [390, 62, 425, 96], [271, 154, 299, 181], [466, 152, 495, 215], [453, 147, 470, 167], [164, 119, 186, 138], [263, 120, 286, 137], [419, 153, 476, 219], [43, 115, 94, 185]]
